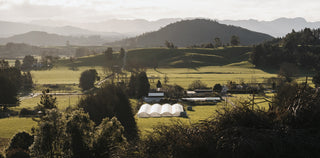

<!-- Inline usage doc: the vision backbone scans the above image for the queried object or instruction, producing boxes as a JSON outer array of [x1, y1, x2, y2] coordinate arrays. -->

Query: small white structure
[[181, 97, 222, 102], [137, 104, 151, 118], [150, 104, 162, 117], [172, 104, 184, 116], [161, 104, 172, 117], [137, 103, 184, 118]]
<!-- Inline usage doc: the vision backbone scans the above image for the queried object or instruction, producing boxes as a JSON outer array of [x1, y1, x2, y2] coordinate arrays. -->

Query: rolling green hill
[[57, 46, 252, 69], [108, 19, 273, 48]]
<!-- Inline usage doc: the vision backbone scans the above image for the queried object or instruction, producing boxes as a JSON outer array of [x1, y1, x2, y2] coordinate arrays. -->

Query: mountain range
[[219, 17, 320, 37], [26, 17, 320, 37], [0, 17, 320, 46]]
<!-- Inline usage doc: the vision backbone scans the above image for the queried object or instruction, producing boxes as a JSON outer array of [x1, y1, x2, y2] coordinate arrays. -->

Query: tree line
[[250, 28, 320, 70]]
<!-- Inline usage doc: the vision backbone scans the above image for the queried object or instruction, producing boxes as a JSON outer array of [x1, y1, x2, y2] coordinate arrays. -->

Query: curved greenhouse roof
[[137, 103, 185, 118]]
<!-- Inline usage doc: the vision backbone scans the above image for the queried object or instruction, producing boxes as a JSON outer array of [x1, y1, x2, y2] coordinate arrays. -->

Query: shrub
[[6, 148, 30, 158], [6, 132, 33, 152], [188, 80, 208, 90], [19, 108, 35, 117]]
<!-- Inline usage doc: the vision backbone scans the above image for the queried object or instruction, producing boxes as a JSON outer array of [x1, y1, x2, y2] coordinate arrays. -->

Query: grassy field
[[31, 66, 106, 85], [146, 62, 277, 89], [11, 94, 83, 112], [0, 117, 37, 139]]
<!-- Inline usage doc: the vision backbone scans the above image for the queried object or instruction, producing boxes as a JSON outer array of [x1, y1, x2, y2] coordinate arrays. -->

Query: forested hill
[[108, 19, 274, 48], [250, 28, 320, 69]]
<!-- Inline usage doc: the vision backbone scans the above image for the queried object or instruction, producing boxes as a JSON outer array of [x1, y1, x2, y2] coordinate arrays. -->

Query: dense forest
[[250, 28, 320, 70], [109, 19, 273, 48]]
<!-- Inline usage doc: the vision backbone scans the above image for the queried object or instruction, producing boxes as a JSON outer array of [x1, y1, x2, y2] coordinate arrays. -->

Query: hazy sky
[[0, 0, 319, 22]]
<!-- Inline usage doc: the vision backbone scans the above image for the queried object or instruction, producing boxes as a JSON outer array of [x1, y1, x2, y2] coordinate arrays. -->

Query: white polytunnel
[[172, 104, 184, 116], [137, 104, 185, 118], [161, 104, 172, 117], [137, 104, 151, 118], [149, 104, 162, 117]]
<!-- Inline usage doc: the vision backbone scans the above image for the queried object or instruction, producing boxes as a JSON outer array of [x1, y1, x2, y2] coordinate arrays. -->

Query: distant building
[[187, 89, 214, 97], [143, 92, 165, 103]]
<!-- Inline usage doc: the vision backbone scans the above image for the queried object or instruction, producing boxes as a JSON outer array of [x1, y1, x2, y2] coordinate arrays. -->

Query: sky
[[0, 0, 320, 23]]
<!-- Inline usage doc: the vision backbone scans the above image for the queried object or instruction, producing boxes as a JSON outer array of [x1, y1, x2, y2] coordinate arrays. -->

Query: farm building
[[143, 92, 165, 103], [137, 103, 184, 118], [181, 97, 222, 103]]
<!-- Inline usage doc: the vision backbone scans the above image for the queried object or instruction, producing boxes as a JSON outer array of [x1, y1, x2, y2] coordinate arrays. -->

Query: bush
[[6, 132, 34, 152], [19, 108, 35, 117], [6, 148, 30, 158], [188, 80, 208, 90]]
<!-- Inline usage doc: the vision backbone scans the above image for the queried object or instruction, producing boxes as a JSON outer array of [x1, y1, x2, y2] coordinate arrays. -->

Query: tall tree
[[104, 47, 113, 61], [21, 55, 35, 71], [0, 75, 18, 105], [136, 71, 150, 99], [14, 59, 21, 70], [92, 117, 128, 158], [36, 89, 57, 112], [79, 84, 138, 140], [230, 35, 240, 46], [214, 37, 222, 47], [156, 80, 162, 89], [79, 69, 99, 91]]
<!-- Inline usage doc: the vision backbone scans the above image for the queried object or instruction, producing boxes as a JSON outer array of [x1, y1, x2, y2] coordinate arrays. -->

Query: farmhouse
[[137, 103, 184, 118]]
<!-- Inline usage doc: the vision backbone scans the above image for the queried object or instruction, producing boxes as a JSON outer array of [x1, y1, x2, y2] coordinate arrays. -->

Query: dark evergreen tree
[[79, 69, 99, 91], [21, 55, 35, 71], [156, 80, 162, 88], [104, 47, 113, 61], [214, 37, 222, 47], [92, 117, 128, 158], [36, 89, 57, 112], [213, 83, 222, 93], [0, 75, 18, 105], [79, 84, 138, 140], [14, 59, 21, 70], [230, 35, 240, 46], [313, 72, 320, 87], [136, 71, 150, 99], [64, 109, 94, 158]]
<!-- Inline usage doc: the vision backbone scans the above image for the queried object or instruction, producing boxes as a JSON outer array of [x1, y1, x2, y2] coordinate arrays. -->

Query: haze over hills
[[1, 17, 319, 46], [108, 19, 273, 48], [27, 17, 320, 38], [0, 20, 125, 40], [219, 17, 320, 37], [30, 18, 182, 36], [0, 31, 110, 46]]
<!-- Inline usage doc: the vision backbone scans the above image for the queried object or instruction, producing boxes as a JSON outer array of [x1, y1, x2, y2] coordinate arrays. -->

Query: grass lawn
[[0, 117, 37, 139], [11, 95, 83, 112], [31, 66, 106, 85], [146, 62, 277, 89]]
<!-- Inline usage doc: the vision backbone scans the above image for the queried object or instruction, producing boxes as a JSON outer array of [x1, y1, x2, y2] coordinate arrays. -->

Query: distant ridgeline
[[108, 19, 273, 48], [250, 28, 320, 70]]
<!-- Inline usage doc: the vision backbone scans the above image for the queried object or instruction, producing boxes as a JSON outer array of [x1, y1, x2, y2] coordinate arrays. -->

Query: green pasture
[[11, 95, 83, 112], [0, 117, 37, 139], [31, 66, 106, 85], [146, 62, 277, 89]]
